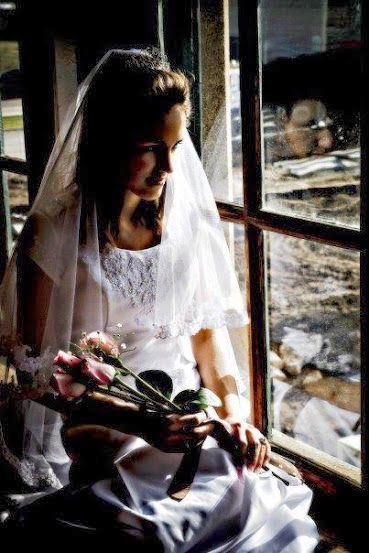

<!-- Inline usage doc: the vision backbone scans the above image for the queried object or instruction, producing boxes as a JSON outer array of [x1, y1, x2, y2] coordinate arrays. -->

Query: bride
[[0, 48, 319, 551]]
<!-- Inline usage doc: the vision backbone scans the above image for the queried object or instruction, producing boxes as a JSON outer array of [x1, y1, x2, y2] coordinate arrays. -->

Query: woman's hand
[[145, 410, 215, 453], [223, 416, 271, 472], [62, 392, 214, 456]]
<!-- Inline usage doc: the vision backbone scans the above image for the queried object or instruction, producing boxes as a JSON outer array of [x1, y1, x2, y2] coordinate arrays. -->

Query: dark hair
[[76, 48, 191, 245]]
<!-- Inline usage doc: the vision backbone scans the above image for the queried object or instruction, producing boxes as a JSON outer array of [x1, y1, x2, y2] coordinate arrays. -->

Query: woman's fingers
[[245, 427, 271, 472], [161, 411, 214, 451], [167, 411, 211, 433]]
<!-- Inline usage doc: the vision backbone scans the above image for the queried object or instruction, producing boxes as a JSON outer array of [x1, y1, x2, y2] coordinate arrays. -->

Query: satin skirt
[[88, 434, 320, 552]]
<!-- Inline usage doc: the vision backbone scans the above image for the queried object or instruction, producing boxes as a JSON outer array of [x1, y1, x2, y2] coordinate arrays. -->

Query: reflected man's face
[[284, 99, 333, 158]]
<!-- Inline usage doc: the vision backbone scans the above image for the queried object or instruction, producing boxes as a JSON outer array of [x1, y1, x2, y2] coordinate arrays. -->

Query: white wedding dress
[[70, 243, 319, 553]]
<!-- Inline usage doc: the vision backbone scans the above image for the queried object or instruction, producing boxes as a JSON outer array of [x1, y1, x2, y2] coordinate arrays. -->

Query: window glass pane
[[0, 41, 26, 160], [266, 231, 361, 468], [222, 221, 250, 416], [229, 61, 243, 203], [4, 170, 29, 243], [229, 0, 243, 203], [260, 0, 361, 229]]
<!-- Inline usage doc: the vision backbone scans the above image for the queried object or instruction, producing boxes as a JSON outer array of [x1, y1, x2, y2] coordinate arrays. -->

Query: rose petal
[[50, 368, 86, 398], [82, 357, 116, 384], [53, 350, 83, 368], [79, 331, 119, 357]]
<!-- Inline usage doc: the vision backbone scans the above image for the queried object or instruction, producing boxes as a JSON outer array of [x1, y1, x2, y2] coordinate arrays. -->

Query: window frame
[[0, 4, 55, 280], [233, 0, 366, 533]]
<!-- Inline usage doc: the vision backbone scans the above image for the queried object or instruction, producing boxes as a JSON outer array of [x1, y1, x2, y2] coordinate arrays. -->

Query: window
[[210, 0, 367, 520], [208, 1, 366, 527], [198, 0, 363, 527], [0, 2, 55, 280], [257, 0, 362, 475], [0, 4, 28, 279]]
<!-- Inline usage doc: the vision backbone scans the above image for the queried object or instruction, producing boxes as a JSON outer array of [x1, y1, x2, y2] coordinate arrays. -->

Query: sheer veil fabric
[[0, 49, 248, 491]]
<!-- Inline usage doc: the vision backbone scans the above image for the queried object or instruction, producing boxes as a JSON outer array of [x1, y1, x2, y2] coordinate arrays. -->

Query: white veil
[[0, 48, 248, 492]]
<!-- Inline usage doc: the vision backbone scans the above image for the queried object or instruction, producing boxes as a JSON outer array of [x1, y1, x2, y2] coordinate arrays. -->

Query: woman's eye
[[141, 145, 156, 153], [172, 141, 183, 152]]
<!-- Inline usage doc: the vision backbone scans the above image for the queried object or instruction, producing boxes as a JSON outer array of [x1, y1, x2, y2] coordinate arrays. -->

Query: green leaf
[[136, 370, 173, 401], [193, 387, 223, 408], [172, 389, 199, 410], [173, 387, 222, 412], [69, 343, 82, 357]]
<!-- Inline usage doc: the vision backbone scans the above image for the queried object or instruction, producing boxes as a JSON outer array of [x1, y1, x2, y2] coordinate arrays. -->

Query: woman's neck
[[110, 190, 160, 250]]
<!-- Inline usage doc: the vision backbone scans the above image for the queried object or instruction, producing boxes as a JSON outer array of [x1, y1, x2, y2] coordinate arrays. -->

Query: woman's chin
[[141, 185, 165, 201]]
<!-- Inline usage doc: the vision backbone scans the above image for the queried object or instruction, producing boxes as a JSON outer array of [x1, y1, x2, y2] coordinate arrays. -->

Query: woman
[[0, 48, 319, 551]]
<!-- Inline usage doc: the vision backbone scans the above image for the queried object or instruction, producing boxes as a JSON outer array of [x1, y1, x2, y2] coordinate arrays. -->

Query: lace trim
[[12, 345, 55, 375], [79, 245, 248, 339], [154, 309, 249, 339], [0, 409, 61, 491], [100, 246, 158, 316]]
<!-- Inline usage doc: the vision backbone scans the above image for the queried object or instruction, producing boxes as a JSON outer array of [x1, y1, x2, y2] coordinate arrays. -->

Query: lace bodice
[[100, 244, 159, 315]]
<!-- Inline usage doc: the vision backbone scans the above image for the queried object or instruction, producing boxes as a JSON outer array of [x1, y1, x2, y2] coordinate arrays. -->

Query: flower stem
[[115, 359, 182, 413], [114, 374, 173, 413]]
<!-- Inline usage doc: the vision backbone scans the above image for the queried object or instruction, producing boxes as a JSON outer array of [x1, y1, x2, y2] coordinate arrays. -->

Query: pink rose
[[50, 368, 86, 399], [79, 331, 119, 357], [81, 356, 116, 385], [53, 350, 84, 368]]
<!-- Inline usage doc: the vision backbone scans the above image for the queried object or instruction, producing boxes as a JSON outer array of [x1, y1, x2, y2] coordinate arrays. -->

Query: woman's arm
[[16, 215, 54, 353], [190, 328, 241, 420], [191, 328, 271, 471], [18, 258, 53, 350]]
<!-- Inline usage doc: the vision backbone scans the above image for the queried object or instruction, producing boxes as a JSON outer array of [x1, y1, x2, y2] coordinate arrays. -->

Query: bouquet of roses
[[49, 330, 247, 499], [51, 330, 222, 416], [1, 330, 302, 496]]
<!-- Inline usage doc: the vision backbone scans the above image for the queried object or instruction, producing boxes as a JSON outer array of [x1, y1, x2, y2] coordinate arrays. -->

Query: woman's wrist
[[64, 392, 155, 436]]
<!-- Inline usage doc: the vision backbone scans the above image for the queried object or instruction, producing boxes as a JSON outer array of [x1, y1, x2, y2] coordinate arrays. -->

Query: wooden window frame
[[233, 0, 366, 546], [0, 3, 55, 280]]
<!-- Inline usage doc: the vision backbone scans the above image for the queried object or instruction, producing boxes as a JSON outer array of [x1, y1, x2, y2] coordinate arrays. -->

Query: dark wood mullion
[[0, 157, 28, 174], [237, 0, 269, 434], [237, 0, 262, 218], [18, 16, 56, 205], [217, 201, 364, 250], [216, 200, 244, 222], [247, 212, 364, 251], [360, 0, 368, 495], [246, 223, 270, 434]]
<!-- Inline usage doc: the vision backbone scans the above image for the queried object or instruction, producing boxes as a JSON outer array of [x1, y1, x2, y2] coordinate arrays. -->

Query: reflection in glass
[[266, 231, 360, 468], [229, 0, 243, 204], [222, 221, 250, 415], [0, 41, 26, 160], [259, 0, 361, 229]]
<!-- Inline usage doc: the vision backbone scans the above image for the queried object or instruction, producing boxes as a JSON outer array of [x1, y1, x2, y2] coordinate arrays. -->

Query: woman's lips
[[147, 178, 166, 187]]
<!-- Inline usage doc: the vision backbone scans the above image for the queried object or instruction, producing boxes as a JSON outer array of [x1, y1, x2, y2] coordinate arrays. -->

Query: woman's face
[[125, 103, 187, 201]]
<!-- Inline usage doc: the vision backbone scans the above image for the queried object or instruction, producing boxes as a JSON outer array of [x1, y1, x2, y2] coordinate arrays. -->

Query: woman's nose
[[157, 149, 174, 173]]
